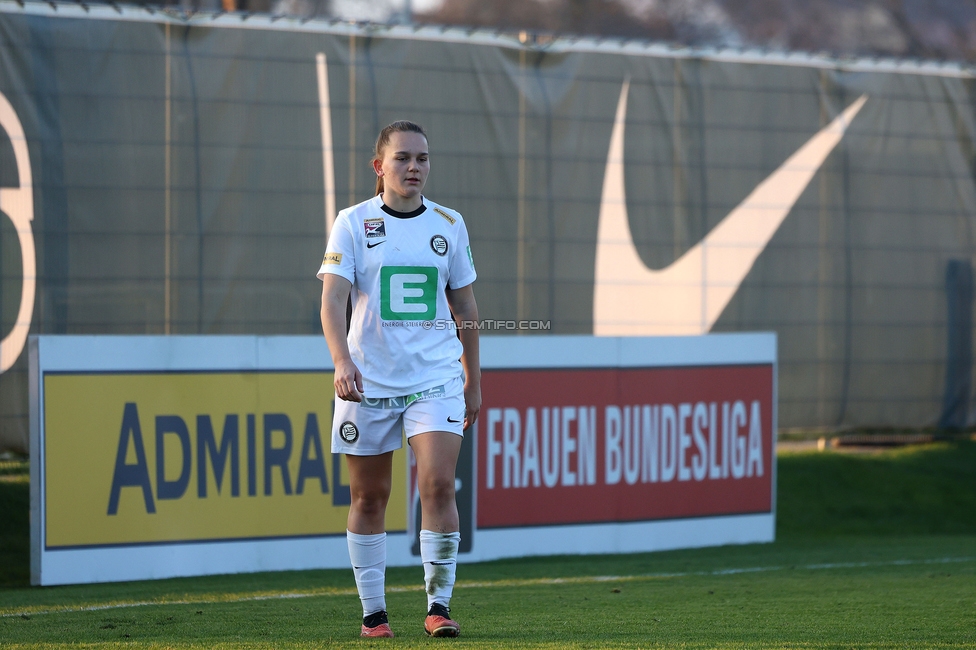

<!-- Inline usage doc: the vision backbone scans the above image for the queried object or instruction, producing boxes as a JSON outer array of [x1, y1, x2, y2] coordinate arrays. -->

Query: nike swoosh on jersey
[[367, 240, 386, 248], [593, 80, 867, 336]]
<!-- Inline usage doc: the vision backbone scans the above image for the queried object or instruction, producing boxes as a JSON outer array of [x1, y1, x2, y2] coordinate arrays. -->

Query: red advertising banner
[[477, 365, 773, 528]]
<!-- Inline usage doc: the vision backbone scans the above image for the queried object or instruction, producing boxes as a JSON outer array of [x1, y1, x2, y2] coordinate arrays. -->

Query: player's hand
[[463, 380, 481, 430], [334, 359, 364, 402]]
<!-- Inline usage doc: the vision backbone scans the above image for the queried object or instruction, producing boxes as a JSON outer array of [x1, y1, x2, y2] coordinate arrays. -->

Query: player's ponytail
[[373, 120, 428, 196]]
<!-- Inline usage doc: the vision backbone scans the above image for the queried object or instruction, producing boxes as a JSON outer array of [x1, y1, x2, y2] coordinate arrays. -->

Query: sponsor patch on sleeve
[[323, 252, 342, 265], [434, 207, 457, 225]]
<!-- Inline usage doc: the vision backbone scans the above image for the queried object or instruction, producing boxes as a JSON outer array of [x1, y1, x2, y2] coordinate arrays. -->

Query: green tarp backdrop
[[2, 2, 976, 453]]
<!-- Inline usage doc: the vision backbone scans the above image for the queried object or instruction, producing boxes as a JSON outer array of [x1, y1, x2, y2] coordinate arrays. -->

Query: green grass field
[[1, 441, 975, 648]]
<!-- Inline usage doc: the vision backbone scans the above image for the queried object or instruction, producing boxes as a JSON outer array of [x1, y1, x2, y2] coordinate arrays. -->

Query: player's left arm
[[446, 283, 481, 430]]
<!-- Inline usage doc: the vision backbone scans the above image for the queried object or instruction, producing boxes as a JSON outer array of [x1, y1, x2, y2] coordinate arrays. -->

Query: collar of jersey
[[379, 197, 428, 219]]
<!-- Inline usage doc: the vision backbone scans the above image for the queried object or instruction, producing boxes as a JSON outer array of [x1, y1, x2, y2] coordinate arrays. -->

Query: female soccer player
[[317, 120, 480, 638]]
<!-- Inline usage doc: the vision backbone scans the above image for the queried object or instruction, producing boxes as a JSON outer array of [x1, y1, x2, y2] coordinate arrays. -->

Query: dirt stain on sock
[[426, 560, 453, 595], [426, 539, 457, 595], [427, 539, 457, 596], [436, 538, 455, 560]]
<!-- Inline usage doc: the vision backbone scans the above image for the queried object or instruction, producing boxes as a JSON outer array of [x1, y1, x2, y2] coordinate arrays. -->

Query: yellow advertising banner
[[43, 372, 407, 548]]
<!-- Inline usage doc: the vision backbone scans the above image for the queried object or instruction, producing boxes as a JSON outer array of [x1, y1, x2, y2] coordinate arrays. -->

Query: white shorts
[[331, 376, 465, 456]]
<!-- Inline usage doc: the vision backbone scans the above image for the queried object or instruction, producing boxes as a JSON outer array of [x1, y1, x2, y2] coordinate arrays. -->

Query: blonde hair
[[373, 120, 428, 195]]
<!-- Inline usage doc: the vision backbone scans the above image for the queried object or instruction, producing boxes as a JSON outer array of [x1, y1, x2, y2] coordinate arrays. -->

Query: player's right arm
[[321, 274, 363, 402], [318, 213, 363, 402]]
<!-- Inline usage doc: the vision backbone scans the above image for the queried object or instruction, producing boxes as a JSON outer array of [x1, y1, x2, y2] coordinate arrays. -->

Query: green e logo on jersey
[[381, 266, 437, 320]]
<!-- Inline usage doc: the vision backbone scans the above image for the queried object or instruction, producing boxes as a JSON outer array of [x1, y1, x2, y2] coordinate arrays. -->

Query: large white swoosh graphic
[[594, 81, 867, 336]]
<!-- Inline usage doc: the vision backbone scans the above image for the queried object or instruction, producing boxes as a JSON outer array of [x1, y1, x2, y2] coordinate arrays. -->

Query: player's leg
[[409, 430, 461, 532], [333, 397, 403, 639], [347, 451, 394, 534], [409, 430, 463, 637], [346, 451, 395, 638]]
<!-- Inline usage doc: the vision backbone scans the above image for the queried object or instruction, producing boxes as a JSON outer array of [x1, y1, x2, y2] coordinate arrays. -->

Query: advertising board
[[30, 336, 408, 585], [467, 334, 776, 562], [30, 333, 775, 585], [478, 366, 773, 528]]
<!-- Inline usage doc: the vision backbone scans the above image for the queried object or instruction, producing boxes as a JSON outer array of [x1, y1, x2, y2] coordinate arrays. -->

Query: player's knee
[[420, 474, 456, 505], [352, 489, 390, 517]]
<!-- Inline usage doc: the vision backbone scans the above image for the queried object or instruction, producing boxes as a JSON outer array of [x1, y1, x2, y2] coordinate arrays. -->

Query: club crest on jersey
[[364, 218, 386, 239], [339, 421, 359, 443], [430, 234, 448, 256]]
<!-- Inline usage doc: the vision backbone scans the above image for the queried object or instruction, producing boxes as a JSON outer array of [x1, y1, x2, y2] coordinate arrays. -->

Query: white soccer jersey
[[317, 195, 478, 398]]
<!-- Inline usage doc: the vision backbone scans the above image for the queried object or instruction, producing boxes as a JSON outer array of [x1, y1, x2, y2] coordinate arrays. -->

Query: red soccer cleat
[[424, 603, 460, 638], [361, 610, 394, 638]]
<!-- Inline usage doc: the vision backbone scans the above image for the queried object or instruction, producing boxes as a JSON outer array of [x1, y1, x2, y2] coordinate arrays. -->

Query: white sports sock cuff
[[347, 531, 386, 563], [347, 530, 387, 617], [420, 530, 459, 609], [420, 530, 461, 561]]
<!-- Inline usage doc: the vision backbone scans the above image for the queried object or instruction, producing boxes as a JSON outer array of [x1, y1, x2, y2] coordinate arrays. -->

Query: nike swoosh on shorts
[[593, 79, 867, 336]]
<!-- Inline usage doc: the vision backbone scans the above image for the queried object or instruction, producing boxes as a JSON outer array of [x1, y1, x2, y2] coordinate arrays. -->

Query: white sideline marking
[[3, 555, 972, 619]]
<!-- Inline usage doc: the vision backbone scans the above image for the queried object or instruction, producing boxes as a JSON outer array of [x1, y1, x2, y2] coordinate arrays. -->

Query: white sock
[[420, 529, 460, 610], [347, 530, 387, 617]]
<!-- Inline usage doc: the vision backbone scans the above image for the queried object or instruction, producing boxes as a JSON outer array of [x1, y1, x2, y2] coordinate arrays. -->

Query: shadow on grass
[[777, 439, 976, 538], [0, 462, 29, 588]]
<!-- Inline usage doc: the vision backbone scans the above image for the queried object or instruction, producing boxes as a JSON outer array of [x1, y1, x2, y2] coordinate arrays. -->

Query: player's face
[[377, 132, 429, 201]]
